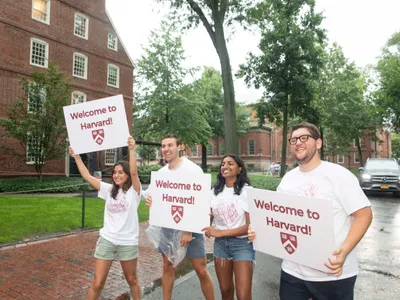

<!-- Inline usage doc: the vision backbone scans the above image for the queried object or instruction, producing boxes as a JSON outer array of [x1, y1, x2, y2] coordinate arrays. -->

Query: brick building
[[0, 0, 134, 177], [185, 109, 392, 172]]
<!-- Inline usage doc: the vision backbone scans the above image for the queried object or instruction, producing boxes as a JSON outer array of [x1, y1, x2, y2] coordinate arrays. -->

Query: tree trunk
[[320, 127, 324, 160], [214, 18, 238, 155], [201, 144, 207, 172], [280, 103, 289, 177], [355, 138, 363, 167]]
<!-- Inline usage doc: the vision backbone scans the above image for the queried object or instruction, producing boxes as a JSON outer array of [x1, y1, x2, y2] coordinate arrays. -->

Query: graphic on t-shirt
[[107, 195, 128, 214], [171, 205, 184, 224], [214, 203, 239, 226], [294, 183, 318, 197], [281, 232, 297, 255], [92, 129, 105, 145]]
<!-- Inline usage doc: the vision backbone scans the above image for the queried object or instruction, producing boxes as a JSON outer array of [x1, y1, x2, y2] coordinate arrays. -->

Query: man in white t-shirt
[[145, 134, 215, 300], [249, 122, 372, 300]]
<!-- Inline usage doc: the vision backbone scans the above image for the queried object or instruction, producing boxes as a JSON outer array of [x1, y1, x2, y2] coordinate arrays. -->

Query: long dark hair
[[110, 161, 132, 199], [213, 154, 250, 196]]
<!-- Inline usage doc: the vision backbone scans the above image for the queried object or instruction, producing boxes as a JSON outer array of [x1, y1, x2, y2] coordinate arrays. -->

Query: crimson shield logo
[[92, 129, 105, 145], [171, 205, 184, 224], [280, 232, 297, 255]]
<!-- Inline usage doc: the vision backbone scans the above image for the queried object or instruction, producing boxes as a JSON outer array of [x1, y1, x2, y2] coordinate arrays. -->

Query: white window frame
[[105, 149, 116, 166], [71, 91, 87, 105], [207, 143, 214, 156], [30, 38, 49, 68], [74, 12, 89, 40], [27, 84, 46, 113], [354, 152, 360, 163], [337, 155, 344, 164], [73, 52, 88, 79], [108, 33, 118, 51], [219, 142, 225, 156], [248, 140, 255, 155], [107, 64, 120, 88], [191, 146, 198, 157], [32, 0, 51, 24], [26, 133, 44, 165]]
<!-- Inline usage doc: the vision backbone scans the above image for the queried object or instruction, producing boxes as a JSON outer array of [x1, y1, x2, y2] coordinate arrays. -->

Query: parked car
[[358, 158, 400, 196]]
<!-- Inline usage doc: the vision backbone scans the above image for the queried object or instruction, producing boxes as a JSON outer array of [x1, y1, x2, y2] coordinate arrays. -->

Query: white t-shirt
[[210, 185, 251, 238], [98, 181, 141, 246], [278, 161, 371, 281]]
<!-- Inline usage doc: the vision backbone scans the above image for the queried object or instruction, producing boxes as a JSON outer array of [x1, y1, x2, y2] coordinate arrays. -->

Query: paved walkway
[[0, 222, 213, 299]]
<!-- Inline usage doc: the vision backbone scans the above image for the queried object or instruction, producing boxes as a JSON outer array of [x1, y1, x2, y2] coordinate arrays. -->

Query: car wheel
[[393, 192, 400, 198]]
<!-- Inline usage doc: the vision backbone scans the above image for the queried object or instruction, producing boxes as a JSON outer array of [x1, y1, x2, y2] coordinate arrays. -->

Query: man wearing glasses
[[249, 122, 372, 300]]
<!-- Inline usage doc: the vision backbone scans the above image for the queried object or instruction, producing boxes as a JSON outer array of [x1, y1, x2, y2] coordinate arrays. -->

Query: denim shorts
[[94, 236, 138, 261], [214, 236, 255, 261], [158, 228, 206, 259]]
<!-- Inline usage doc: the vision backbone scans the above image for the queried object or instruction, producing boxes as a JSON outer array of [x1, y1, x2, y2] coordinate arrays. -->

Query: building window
[[219, 142, 225, 156], [105, 149, 116, 165], [30, 38, 48, 68], [32, 0, 50, 24], [27, 83, 46, 113], [107, 64, 119, 88], [337, 155, 344, 164], [192, 146, 198, 157], [354, 152, 360, 163], [73, 53, 88, 79], [207, 143, 214, 156], [26, 133, 43, 164], [248, 140, 255, 155], [108, 33, 118, 51], [71, 91, 86, 104], [74, 13, 89, 39]]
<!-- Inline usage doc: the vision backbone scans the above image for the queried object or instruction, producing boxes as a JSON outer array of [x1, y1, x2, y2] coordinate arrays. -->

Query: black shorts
[[280, 270, 357, 300]]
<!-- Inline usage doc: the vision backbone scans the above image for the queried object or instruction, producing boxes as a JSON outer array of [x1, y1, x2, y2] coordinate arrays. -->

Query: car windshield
[[365, 160, 399, 171]]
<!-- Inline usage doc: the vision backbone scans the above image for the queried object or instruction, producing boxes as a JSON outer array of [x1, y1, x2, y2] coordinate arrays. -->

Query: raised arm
[[68, 146, 100, 191], [128, 136, 140, 195]]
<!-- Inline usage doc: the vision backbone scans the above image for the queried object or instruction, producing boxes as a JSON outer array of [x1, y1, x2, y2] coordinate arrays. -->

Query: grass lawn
[[0, 196, 149, 245]]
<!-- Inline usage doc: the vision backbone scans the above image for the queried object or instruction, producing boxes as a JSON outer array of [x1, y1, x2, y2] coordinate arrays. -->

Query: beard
[[295, 147, 318, 165]]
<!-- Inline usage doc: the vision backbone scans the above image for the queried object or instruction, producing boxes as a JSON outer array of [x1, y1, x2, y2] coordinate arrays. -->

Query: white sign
[[63, 94, 130, 154], [248, 188, 335, 272], [149, 172, 211, 233]]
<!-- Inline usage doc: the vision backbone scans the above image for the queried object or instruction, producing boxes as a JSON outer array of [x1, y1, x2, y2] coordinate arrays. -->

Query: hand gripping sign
[[63, 94, 130, 154], [149, 171, 211, 233], [247, 188, 335, 272]]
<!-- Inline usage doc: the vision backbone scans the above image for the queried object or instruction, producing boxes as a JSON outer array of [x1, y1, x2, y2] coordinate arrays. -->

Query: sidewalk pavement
[[0, 222, 213, 299]]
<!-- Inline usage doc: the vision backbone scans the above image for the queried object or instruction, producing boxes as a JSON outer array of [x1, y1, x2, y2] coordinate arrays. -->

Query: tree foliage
[[238, 0, 326, 176], [0, 64, 70, 179], [314, 44, 380, 166], [133, 21, 211, 146], [154, 0, 256, 154], [376, 31, 400, 132]]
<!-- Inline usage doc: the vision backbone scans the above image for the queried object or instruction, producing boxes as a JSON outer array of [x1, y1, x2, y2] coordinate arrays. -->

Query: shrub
[[0, 177, 92, 194], [250, 176, 281, 191], [138, 164, 162, 184]]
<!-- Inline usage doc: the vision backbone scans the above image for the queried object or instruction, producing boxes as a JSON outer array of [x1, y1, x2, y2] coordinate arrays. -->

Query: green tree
[[391, 132, 400, 160], [238, 0, 326, 176], [192, 67, 250, 170], [314, 44, 379, 167], [133, 21, 211, 146], [0, 64, 70, 180], [155, 0, 256, 155], [376, 31, 400, 131]]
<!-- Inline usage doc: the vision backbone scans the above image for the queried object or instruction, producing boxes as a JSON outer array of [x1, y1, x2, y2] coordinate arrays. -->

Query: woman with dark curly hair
[[69, 136, 141, 300], [202, 154, 255, 300]]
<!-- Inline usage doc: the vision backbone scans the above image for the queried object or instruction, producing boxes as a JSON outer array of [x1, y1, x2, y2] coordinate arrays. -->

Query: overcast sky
[[106, 0, 400, 104]]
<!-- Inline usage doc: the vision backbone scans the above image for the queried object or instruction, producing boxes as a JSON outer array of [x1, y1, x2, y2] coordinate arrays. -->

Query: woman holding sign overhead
[[202, 155, 255, 300], [69, 136, 141, 300]]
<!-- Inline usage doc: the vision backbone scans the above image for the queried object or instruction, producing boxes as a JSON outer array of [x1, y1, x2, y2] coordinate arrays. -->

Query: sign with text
[[149, 172, 211, 233], [63, 95, 129, 154], [248, 188, 335, 272]]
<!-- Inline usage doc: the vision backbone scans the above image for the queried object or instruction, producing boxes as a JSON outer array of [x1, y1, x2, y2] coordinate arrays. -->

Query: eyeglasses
[[288, 134, 316, 145]]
